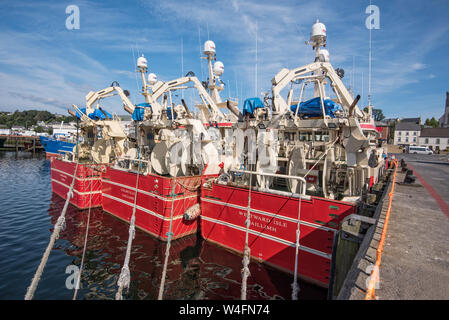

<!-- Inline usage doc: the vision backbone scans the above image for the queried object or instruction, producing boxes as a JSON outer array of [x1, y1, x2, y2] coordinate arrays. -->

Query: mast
[[255, 22, 258, 97], [181, 37, 184, 99], [368, 0, 372, 109]]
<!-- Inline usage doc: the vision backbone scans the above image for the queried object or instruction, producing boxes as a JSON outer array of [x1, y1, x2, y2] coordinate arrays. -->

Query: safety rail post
[[365, 159, 398, 300]]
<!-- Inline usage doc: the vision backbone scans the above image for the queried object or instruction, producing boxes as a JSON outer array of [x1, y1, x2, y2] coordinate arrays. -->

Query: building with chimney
[[419, 128, 449, 151], [393, 117, 421, 146]]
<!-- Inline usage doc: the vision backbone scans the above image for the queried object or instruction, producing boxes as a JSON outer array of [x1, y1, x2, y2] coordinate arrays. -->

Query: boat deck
[[338, 161, 449, 300]]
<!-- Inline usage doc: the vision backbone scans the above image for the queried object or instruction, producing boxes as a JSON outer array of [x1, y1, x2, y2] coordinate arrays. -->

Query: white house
[[418, 128, 449, 151], [394, 122, 421, 146], [51, 122, 77, 135]]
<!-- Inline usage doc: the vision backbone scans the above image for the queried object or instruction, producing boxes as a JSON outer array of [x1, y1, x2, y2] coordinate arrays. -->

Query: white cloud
[[411, 63, 426, 71]]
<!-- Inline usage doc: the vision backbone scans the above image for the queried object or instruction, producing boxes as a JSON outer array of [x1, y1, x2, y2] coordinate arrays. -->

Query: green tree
[[0, 110, 75, 129], [363, 107, 385, 121], [425, 117, 439, 128]]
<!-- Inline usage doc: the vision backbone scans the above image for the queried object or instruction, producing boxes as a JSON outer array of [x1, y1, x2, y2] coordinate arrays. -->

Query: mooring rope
[[241, 173, 253, 300], [292, 194, 302, 300], [73, 169, 94, 300], [25, 161, 80, 300], [157, 174, 177, 300], [115, 164, 141, 300]]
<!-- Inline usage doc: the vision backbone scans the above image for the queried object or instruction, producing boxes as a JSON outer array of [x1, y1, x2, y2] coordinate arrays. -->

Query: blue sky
[[0, 0, 448, 120]]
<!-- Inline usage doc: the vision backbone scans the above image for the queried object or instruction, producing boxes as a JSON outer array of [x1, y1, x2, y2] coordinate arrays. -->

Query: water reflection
[[0, 151, 326, 300], [50, 194, 326, 300]]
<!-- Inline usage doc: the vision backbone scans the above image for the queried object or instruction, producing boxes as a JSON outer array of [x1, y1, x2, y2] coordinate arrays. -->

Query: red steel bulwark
[[200, 183, 356, 288], [101, 167, 205, 241], [50, 158, 103, 209]]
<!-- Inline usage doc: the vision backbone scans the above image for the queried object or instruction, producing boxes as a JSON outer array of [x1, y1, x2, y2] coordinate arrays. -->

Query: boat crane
[[220, 19, 384, 201], [119, 41, 241, 177], [66, 83, 131, 163]]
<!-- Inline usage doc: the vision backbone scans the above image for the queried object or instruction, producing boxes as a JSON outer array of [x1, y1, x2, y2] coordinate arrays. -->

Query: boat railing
[[231, 169, 307, 196], [114, 156, 151, 175], [58, 150, 75, 162]]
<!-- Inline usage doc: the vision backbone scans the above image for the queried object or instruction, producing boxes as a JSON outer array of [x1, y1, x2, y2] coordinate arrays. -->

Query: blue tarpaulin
[[242, 97, 264, 117], [132, 103, 151, 121], [166, 106, 177, 120], [74, 107, 113, 120], [88, 108, 112, 120], [75, 108, 88, 120], [290, 97, 341, 118]]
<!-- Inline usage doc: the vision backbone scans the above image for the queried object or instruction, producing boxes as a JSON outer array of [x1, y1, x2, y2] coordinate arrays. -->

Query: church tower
[[439, 91, 449, 128]]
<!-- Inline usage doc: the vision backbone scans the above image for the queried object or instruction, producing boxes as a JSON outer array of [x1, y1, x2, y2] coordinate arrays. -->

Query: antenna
[[181, 37, 184, 99], [352, 55, 355, 94], [198, 25, 204, 80], [131, 46, 139, 105], [255, 22, 258, 97], [368, 0, 372, 107], [361, 71, 364, 107]]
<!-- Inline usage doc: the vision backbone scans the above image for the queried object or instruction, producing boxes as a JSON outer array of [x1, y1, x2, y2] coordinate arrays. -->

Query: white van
[[408, 146, 433, 155]]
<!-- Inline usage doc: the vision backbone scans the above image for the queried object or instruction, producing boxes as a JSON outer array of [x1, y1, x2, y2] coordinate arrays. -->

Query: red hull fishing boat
[[50, 157, 103, 209], [101, 166, 206, 241], [200, 183, 356, 288], [198, 19, 385, 291]]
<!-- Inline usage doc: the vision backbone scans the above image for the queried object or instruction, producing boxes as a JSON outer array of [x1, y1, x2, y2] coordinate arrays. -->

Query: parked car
[[408, 146, 433, 155]]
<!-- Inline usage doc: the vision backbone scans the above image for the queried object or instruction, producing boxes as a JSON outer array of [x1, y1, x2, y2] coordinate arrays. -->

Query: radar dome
[[137, 55, 148, 69], [319, 49, 330, 62], [148, 73, 157, 85], [204, 40, 216, 55], [310, 19, 326, 45], [213, 61, 224, 76]]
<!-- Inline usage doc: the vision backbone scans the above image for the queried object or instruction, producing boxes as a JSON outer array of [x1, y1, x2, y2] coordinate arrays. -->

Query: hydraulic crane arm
[[271, 61, 366, 119], [151, 76, 226, 122], [85, 85, 136, 115]]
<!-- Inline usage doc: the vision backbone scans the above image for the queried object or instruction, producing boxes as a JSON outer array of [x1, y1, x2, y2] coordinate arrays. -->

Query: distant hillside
[[0, 110, 76, 130]]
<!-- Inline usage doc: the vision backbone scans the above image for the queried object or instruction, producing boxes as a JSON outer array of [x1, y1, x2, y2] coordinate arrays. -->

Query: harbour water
[[0, 151, 326, 300]]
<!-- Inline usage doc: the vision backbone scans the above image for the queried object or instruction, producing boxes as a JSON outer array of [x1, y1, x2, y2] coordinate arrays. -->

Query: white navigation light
[[137, 55, 148, 69], [147, 73, 157, 85], [204, 40, 216, 55], [213, 61, 224, 76], [319, 49, 330, 62], [310, 19, 326, 46]]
